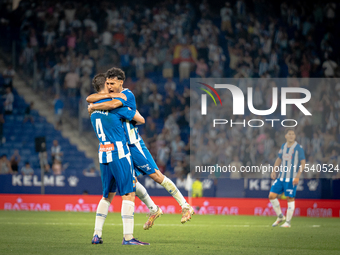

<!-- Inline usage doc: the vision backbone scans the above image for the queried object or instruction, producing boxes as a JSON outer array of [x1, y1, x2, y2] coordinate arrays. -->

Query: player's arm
[[293, 159, 306, 185], [121, 90, 144, 125], [86, 93, 127, 103], [88, 100, 123, 115], [117, 107, 144, 125], [132, 110, 145, 125], [271, 157, 282, 179]]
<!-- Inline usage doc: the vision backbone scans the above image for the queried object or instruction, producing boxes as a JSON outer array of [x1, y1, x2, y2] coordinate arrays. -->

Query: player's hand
[[88, 103, 94, 116], [293, 177, 299, 186], [110, 93, 127, 101], [271, 171, 276, 180]]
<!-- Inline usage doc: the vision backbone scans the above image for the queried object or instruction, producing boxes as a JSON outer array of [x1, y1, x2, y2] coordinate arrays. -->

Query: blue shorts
[[270, 179, 297, 198], [100, 156, 136, 198], [129, 140, 158, 177]]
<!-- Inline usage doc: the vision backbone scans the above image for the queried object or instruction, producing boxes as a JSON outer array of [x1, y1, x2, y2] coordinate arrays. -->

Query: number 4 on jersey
[[96, 119, 106, 141]]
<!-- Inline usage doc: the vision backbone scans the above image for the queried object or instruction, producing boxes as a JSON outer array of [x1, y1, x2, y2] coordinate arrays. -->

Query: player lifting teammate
[[87, 68, 194, 230], [90, 73, 149, 245]]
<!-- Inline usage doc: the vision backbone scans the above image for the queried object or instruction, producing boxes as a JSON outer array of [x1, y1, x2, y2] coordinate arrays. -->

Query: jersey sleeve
[[95, 98, 112, 104], [116, 107, 136, 121], [278, 144, 284, 159], [298, 146, 306, 162], [114, 97, 126, 106], [125, 90, 137, 110]]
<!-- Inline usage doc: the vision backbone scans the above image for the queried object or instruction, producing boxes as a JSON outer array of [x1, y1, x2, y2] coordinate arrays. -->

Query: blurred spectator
[[83, 164, 100, 177], [300, 55, 311, 78], [51, 140, 63, 163], [53, 95, 64, 130], [230, 156, 242, 179], [263, 134, 274, 159], [145, 117, 157, 144], [162, 52, 174, 78], [0, 155, 12, 174], [171, 136, 185, 154], [192, 179, 203, 197], [164, 78, 176, 93], [120, 47, 131, 76], [253, 86, 264, 109], [157, 140, 170, 173], [173, 41, 197, 81], [101, 29, 113, 49], [322, 57, 338, 77], [304, 156, 320, 179], [38, 148, 50, 173], [148, 88, 163, 118], [64, 68, 79, 97], [67, 31, 77, 50], [220, 2, 233, 32], [43, 27, 56, 46], [132, 51, 145, 78], [2, 65, 15, 89], [20, 43, 34, 75], [23, 102, 34, 123], [195, 58, 208, 78], [52, 159, 63, 175], [174, 161, 185, 178], [10, 150, 21, 174], [0, 107, 4, 145], [3, 87, 14, 114], [80, 73, 92, 100], [80, 55, 94, 75], [21, 162, 34, 176], [211, 61, 224, 78], [145, 48, 158, 73], [324, 3, 336, 21]]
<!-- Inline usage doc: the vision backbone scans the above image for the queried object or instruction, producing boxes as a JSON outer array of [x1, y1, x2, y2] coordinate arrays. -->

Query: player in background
[[90, 74, 149, 245], [269, 129, 306, 228], [87, 68, 194, 229]]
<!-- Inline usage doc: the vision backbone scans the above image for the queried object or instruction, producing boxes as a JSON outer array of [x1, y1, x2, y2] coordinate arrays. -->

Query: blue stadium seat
[[2, 89, 95, 175]]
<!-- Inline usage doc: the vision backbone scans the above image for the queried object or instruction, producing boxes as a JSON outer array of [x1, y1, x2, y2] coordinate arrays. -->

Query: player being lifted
[[90, 74, 149, 245], [87, 68, 194, 229], [269, 129, 306, 228]]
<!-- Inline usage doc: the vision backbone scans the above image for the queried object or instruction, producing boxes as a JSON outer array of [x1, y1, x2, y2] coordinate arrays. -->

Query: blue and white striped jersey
[[116, 88, 141, 144], [277, 142, 306, 182], [90, 98, 136, 164]]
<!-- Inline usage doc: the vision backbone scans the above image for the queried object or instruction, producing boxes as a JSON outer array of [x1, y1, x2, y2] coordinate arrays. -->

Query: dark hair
[[285, 128, 295, 134], [105, 67, 125, 81], [92, 73, 106, 92]]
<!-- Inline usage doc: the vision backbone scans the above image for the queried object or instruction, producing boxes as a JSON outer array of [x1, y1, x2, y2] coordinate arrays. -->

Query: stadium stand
[[0, 84, 94, 175], [0, 0, 339, 178]]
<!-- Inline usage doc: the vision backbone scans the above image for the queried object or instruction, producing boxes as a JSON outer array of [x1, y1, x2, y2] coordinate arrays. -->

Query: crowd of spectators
[[0, 138, 67, 176], [190, 78, 340, 179], [0, 0, 339, 178]]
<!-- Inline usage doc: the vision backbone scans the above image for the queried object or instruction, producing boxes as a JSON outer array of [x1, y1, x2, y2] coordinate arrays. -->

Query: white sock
[[94, 199, 110, 237], [136, 182, 157, 213], [270, 199, 283, 218], [121, 200, 134, 241], [286, 201, 295, 224], [161, 177, 188, 207]]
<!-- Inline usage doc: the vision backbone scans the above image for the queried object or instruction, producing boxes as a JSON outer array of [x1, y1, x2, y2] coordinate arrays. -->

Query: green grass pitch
[[0, 211, 339, 255]]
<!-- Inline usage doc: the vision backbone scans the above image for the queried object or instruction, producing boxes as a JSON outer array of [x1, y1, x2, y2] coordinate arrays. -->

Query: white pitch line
[[0, 222, 321, 228], [0, 222, 268, 227]]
